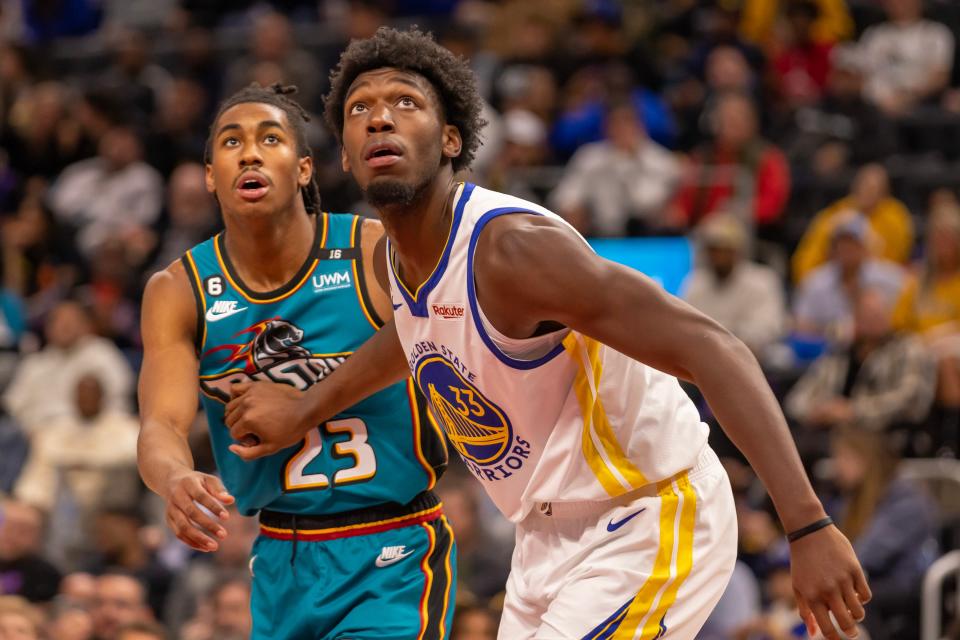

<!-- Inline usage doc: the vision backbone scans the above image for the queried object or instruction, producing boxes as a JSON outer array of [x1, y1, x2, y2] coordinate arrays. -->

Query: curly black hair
[[323, 27, 486, 173], [204, 83, 321, 215]]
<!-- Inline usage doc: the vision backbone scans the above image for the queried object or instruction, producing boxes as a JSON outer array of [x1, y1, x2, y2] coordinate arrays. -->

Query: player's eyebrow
[[345, 74, 426, 101], [215, 120, 287, 138]]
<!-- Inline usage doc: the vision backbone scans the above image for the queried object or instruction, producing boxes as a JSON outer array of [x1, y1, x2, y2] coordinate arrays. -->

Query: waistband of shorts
[[532, 445, 720, 519], [258, 491, 442, 542]]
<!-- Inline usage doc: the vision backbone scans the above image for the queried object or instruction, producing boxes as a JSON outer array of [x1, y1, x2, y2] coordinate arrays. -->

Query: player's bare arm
[[474, 213, 870, 640], [138, 262, 235, 551], [225, 218, 408, 460]]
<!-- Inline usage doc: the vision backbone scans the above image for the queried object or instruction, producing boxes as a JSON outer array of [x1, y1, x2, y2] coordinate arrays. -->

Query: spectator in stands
[[740, 0, 854, 49], [793, 213, 906, 340], [88, 509, 171, 620], [48, 124, 163, 260], [830, 428, 938, 640], [551, 101, 680, 236], [2, 81, 87, 180], [786, 288, 935, 445], [90, 572, 153, 640], [146, 162, 219, 277], [436, 479, 511, 602], [770, 0, 835, 110], [3, 300, 133, 434], [46, 601, 94, 640], [181, 578, 252, 640], [793, 164, 914, 283], [893, 205, 960, 408], [480, 109, 548, 205], [451, 602, 498, 640], [224, 12, 319, 110], [116, 620, 168, 640], [0, 595, 44, 640], [681, 214, 786, 359], [59, 572, 97, 609], [0, 499, 60, 603], [163, 507, 257, 634], [0, 408, 26, 497], [99, 28, 171, 123], [669, 92, 790, 231], [145, 77, 210, 178], [14, 373, 139, 563], [784, 46, 897, 177], [859, 0, 955, 117]]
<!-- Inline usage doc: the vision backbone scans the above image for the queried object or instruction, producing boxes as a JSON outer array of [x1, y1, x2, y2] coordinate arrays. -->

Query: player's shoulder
[[143, 259, 196, 314]]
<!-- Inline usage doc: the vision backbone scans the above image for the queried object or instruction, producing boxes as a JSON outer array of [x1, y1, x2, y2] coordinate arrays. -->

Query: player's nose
[[366, 103, 395, 133]]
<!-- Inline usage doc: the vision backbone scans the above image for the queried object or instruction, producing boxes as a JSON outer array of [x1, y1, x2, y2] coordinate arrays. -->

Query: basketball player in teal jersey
[[137, 84, 455, 640], [226, 31, 872, 640]]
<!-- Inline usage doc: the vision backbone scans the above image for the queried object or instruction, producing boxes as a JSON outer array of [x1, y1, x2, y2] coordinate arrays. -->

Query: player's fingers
[[228, 442, 272, 460], [223, 397, 247, 427], [201, 475, 235, 508], [797, 592, 818, 638], [166, 508, 218, 552], [827, 591, 859, 638], [853, 569, 872, 604], [185, 483, 230, 522], [842, 580, 866, 623], [230, 381, 253, 398], [811, 601, 840, 640], [177, 496, 227, 540]]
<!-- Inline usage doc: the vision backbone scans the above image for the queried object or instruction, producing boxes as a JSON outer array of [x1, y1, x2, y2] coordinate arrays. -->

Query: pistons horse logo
[[415, 355, 513, 466], [199, 318, 345, 402]]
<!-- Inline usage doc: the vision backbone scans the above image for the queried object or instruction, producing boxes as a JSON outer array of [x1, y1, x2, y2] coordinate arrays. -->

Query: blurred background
[[0, 0, 959, 639]]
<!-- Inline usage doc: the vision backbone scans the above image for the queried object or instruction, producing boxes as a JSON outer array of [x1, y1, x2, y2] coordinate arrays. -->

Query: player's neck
[[221, 204, 316, 292], [378, 173, 459, 291]]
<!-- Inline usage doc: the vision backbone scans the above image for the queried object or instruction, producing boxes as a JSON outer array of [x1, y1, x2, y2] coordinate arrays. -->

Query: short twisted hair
[[323, 27, 486, 173], [205, 83, 321, 215]]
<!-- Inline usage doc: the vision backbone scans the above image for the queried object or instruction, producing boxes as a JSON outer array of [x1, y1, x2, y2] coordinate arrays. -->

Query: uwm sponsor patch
[[431, 303, 464, 320]]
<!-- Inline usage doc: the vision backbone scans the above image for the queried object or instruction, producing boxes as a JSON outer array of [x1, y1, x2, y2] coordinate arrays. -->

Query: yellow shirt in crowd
[[740, 0, 854, 47], [792, 196, 915, 283], [893, 272, 960, 334]]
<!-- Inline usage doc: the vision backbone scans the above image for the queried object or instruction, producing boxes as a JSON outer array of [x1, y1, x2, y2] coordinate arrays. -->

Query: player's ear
[[442, 124, 462, 161], [298, 155, 313, 188], [340, 145, 351, 173], [205, 163, 216, 194]]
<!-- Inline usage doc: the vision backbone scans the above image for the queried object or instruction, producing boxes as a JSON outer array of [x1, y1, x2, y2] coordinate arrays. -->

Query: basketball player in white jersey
[[225, 27, 870, 640]]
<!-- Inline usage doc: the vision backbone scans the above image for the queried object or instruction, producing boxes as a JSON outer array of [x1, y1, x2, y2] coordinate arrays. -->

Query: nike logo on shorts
[[606, 508, 647, 533], [375, 545, 414, 567]]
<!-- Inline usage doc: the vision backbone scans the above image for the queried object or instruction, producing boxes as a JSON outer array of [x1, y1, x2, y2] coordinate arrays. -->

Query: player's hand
[[790, 525, 871, 639], [162, 470, 234, 552], [225, 381, 315, 460]]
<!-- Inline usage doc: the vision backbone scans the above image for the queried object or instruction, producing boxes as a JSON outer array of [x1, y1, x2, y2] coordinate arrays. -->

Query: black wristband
[[786, 516, 835, 542]]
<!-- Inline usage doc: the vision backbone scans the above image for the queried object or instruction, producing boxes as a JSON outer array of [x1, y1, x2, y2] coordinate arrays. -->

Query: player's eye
[[264, 133, 280, 144], [349, 103, 367, 115], [398, 96, 417, 108], [223, 137, 240, 147]]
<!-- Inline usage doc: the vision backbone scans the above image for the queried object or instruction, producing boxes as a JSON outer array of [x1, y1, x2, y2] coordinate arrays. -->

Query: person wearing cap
[[793, 164, 913, 283], [550, 101, 680, 236], [793, 211, 906, 341], [681, 213, 786, 358]]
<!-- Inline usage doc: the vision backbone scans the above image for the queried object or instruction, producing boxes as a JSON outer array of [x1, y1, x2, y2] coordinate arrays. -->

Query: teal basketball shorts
[[249, 492, 457, 640]]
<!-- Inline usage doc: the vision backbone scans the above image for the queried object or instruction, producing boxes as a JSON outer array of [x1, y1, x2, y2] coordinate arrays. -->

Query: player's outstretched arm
[[139, 264, 235, 552], [475, 214, 870, 640]]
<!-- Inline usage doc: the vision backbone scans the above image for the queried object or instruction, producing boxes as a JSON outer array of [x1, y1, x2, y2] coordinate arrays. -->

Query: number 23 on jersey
[[284, 418, 377, 491]]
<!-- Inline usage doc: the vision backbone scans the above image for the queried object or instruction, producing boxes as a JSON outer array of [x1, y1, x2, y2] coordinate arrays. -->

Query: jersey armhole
[[352, 216, 385, 329], [180, 251, 206, 354]]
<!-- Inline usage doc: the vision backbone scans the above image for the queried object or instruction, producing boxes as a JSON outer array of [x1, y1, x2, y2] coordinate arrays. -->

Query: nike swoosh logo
[[205, 306, 248, 322], [375, 550, 415, 567], [392, 303, 403, 310], [606, 508, 647, 533]]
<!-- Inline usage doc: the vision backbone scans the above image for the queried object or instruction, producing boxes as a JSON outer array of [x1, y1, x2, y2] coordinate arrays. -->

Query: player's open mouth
[[236, 172, 270, 201], [364, 142, 403, 168]]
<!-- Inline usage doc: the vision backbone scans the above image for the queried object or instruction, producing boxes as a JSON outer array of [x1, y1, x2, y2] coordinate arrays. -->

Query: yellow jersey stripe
[[350, 215, 381, 330], [416, 522, 438, 640], [183, 250, 207, 351], [565, 334, 625, 496], [258, 503, 442, 536], [639, 474, 697, 639], [583, 337, 649, 489], [613, 478, 681, 638], [408, 379, 437, 490]]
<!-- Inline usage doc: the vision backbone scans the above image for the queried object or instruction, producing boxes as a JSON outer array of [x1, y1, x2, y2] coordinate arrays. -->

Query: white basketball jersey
[[388, 183, 709, 522]]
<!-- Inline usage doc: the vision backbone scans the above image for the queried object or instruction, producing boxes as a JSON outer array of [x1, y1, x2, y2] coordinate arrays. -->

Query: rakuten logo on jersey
[[431, 303, 465, 320]]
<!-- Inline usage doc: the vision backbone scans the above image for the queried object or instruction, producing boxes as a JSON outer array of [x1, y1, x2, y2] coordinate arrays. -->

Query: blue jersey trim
[[466, 208, 566, 370], [390, 182, 475, 318]]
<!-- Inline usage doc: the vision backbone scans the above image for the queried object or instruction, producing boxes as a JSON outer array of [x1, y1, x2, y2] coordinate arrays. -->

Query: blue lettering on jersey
[[413, 345, 529, 482]]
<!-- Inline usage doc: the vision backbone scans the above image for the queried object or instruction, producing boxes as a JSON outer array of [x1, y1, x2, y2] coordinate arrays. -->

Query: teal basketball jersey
[[182, 213, 447, 516]]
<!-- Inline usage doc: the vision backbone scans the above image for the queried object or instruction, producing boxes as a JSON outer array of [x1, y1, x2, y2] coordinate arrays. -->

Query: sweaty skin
[[225, 69, 871, 640], [137, 101, 392, 553]]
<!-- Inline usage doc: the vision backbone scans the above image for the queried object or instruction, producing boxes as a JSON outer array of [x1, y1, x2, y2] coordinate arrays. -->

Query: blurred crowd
[[0, 0, 959, 639]]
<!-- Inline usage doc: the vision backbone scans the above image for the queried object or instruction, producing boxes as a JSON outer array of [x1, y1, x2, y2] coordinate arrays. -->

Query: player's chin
[[365, 176, 418, 208]]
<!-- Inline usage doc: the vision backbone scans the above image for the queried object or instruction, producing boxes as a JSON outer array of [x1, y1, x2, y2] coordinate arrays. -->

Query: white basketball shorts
[[499, 445, 737, 640]]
